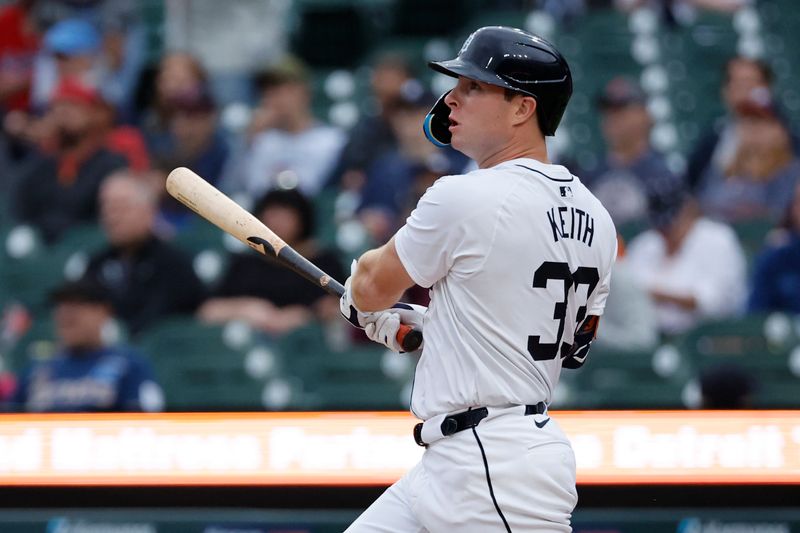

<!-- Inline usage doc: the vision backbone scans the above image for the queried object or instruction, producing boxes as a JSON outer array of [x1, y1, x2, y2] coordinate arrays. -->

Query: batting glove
[[364, 303, 427, 353], [339, 260, 373, 329]]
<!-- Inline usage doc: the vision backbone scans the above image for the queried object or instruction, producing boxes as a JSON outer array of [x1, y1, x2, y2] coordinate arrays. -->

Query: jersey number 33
[[528, 261, 599, 362]]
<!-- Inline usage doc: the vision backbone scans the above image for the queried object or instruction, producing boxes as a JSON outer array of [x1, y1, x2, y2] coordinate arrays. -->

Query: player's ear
[[512, 95, 537, 126]]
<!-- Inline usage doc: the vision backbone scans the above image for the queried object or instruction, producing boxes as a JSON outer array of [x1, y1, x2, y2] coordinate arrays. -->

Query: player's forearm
[[352, 245, 408, 312]]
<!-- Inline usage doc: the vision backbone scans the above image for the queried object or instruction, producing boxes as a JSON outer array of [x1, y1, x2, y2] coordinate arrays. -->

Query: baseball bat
[[166, 167, 423, 352]]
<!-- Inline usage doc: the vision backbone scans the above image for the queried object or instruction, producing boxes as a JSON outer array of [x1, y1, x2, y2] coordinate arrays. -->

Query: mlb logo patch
[[560, 186, 573, 198]]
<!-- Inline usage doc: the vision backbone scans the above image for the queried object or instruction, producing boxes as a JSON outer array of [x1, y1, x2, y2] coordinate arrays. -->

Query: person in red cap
[[9, 77, 127, 242], [0, 0, 40, 114]]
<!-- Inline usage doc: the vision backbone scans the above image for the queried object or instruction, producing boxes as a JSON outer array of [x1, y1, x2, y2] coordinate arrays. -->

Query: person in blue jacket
[[11, 279, 163, 412], [748, 182, 800, 314]]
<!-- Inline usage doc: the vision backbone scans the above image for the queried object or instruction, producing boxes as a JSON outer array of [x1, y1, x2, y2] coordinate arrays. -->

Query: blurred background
[[0, 0, 799, 531]]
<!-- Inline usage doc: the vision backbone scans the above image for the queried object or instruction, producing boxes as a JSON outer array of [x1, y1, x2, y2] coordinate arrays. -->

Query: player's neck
[[478, 141, 549, 169]]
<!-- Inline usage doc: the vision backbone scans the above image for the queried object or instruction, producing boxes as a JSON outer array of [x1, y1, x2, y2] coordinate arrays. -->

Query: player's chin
[[448, 130, 465, 151]]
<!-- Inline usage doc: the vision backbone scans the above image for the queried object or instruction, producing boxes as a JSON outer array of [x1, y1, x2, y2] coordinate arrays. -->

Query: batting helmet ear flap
[[423, 90, 452, 147]]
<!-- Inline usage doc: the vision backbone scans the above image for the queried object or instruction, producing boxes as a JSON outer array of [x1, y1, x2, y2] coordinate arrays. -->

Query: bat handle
[[397, 324, 423, 352]]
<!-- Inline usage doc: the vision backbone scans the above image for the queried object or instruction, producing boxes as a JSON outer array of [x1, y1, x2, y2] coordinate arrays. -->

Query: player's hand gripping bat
[[166, 167, 423, 352]]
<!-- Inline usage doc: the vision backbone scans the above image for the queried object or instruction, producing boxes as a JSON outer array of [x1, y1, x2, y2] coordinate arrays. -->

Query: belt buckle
[[440, 417, 459, 436]]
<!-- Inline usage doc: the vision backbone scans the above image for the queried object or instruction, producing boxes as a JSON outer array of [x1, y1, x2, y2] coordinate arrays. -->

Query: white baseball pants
[[345, 407, 578, 532]]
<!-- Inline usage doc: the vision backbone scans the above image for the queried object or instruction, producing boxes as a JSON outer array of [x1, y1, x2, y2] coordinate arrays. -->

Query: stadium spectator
[[0, 133, 10, 219], [6, 75, 149, 163], [685, 56, 799, 191], [82, 172, 206, 336], [30, 2, 146, 121], [700, 363, 756, 409], [748, 182, 800, 314], [198, 187, 344, 336], [160, 0, 290, 106], [625, 180, 747, 335], [696, 87, 800, 223], [96, 96, 150, 172], [93, 0, 148, 122], [222, 56, 345, 198], [9, 278, 163, 412], [593, 238, 659, 351], [582, 76, 679, 227], [358, 80, 469, 243], [148, 86, 229, 187], [10, 78, 127, 242], [0, 0, 40, 114], [327, 51, 413, 190], [31, 17, 102, 111], [139, 51, 209, 151]]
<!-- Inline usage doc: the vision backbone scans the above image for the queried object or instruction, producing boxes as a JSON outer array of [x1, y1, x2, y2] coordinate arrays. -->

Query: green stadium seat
[[54, 223, 107, 256], [0, 223, 108, 313], [677, 314, 800, 408], [617, 219, 649, 244], [139, 0, 167, 63], [290, 2, 375, 68], [136, 318, 273, 410], [571, 344, 694, 408], [54, 223, 109, 281], [390, 0, 476, 37], [661, 12, 736, 137], [170, 220, 231, 287], [556, 9, 641, 165], [732, 218, 777, 276], [2, 317, 57, 375], [173, 219, 227, 256], [305, 379, 407, 410], [463, 8, 526, 32], [0, 249, 67, 315], [314, 186, 343, 251], [274, 324, 410, 410]]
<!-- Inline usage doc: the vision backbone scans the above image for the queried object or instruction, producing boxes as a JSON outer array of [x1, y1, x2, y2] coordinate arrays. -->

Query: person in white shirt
[[223, 56, 345, 198], [593, 240, 659, 352], [626, 183, 747, 336], [339, 27, 617, 532]]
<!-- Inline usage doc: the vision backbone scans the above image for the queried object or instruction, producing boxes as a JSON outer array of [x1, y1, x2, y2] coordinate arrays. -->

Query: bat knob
[[397, 325, 423, 352]]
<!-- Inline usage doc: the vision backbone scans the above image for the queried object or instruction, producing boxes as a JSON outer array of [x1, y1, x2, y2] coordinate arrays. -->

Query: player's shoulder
[[420, 168, 499, 207], [426, 163, 526, 199]]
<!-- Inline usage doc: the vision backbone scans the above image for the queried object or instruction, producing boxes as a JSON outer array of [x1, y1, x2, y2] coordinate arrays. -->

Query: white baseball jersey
[[395, 157, 617, 420]]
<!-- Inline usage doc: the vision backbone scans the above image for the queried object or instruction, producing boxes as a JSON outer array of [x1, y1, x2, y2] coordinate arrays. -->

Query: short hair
[[102, 170, 158, 207], [255, 55, 310, 92], [372, 51, 413, 76], [724, 56, 773, 86], [253, 188, 315, 241], [503, 88, 515, 101]]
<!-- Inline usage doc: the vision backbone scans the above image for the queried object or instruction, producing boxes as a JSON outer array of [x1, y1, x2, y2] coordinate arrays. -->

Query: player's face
[[444, 77, 516, 161]]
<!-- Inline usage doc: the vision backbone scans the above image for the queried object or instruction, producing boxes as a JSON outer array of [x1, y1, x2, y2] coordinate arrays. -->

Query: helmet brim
[[429, 59, 517, 93]]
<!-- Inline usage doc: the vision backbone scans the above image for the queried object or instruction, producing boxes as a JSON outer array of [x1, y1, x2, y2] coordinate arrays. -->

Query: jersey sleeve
[[394, 176, 485, 288], [588, 235, 617, 317]]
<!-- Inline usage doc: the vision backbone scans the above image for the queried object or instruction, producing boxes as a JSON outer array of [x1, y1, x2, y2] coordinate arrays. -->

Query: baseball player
[[340, 26, 617, 532]]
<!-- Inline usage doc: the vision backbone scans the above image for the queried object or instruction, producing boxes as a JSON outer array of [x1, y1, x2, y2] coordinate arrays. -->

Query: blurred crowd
[[0, 0, 796, 412]]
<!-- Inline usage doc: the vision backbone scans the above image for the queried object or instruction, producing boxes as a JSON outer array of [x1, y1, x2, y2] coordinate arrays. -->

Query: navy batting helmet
[[426, 26, 572, 141]]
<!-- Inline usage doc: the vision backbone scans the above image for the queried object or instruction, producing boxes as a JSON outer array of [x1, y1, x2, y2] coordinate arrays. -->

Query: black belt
[[413, 402, 547, 447]]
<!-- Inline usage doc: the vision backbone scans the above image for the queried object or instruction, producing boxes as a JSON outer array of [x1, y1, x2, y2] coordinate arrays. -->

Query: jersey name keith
[[546, 206, 595, 246]]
